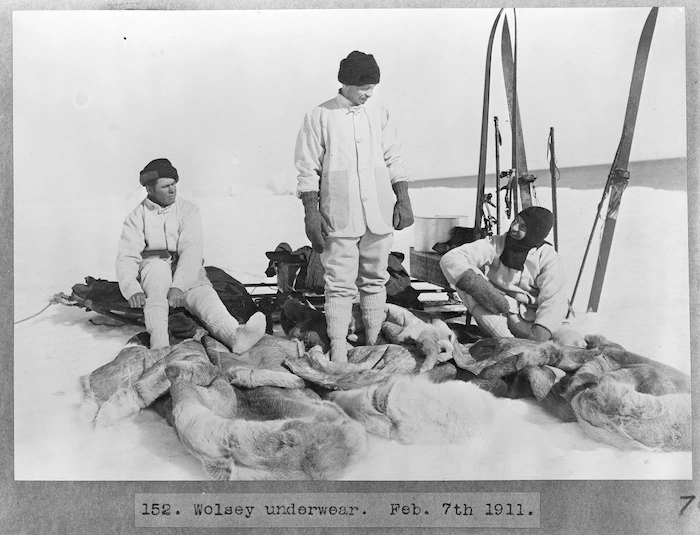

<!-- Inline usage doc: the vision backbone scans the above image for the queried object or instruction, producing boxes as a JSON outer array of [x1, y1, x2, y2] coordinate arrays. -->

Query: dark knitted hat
[[338, 51, 380, 86], [139, 158, 179, 185], [518, 206, 554, 249]]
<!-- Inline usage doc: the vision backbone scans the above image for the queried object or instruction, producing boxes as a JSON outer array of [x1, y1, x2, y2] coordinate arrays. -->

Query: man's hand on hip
[[128, 292, 147, 308]]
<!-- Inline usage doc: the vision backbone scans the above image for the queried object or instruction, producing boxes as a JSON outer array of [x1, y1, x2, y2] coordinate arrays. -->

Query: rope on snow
[[14, 292, 76, 325]]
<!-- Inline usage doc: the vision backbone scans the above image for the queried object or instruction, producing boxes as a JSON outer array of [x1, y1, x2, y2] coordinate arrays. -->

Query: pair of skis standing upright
[[472, 7, 658, 315]]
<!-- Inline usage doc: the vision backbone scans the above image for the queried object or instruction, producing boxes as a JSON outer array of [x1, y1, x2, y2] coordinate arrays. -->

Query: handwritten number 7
[[679, 495, 695, 516]]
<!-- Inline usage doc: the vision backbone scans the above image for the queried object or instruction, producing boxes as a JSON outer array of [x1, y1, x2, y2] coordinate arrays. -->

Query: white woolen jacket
[[295, 91, 409, 237], [439, 234, 567, 333], [116, 197, 210, 300]]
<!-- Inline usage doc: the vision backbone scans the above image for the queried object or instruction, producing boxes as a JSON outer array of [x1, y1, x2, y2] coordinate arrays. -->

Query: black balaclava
[[499, 206, 554, 271]]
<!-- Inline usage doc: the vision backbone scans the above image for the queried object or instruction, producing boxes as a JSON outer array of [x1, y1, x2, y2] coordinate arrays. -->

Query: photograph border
[[1, 1, 698, 533]]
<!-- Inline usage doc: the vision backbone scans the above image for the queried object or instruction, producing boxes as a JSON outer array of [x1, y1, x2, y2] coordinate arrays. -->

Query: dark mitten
[[392, 181, 414, 230], [300, 191, 329, 253], [455, 270, 509, 314], [528, 323, 552, 342]]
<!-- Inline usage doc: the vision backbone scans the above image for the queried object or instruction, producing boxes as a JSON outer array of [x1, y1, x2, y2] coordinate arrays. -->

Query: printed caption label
[[136, 492, 540, 528]]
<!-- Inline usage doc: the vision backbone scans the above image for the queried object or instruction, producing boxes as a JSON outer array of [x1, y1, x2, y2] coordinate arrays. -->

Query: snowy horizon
[[12, 8, 686, 201]]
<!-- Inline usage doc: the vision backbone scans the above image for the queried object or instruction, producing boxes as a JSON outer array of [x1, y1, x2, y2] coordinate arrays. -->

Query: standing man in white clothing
[[116, 157, 266, 352], [294, 51, 414, 362]]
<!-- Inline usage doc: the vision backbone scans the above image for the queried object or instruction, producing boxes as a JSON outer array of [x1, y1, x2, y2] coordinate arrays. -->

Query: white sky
[[12, 7, 686, 200]]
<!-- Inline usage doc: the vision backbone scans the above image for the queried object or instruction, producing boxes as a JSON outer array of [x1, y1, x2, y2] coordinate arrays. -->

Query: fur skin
[[202, 335, 305, 389], [80, 338, 210, 427], [460, 337, 601, 402], [284, 344, 426, 390], [564, 336, 691, 451], [571, 373, 691, 451], [281, 300, 462, 373], [81, 333, 306, 428], [165, 360, 367, 480], [284, 337, 460, 390], [327, 375, 493, 444], [278, 302, 495, 444], [465, 335, 692, 451]]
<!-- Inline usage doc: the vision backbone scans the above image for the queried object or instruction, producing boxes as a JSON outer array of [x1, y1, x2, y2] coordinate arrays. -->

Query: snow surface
[[13, 180, 691, 480]]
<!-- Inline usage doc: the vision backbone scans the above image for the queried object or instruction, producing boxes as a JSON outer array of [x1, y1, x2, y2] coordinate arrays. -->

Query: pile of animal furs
[[80, 300, 691, 480]]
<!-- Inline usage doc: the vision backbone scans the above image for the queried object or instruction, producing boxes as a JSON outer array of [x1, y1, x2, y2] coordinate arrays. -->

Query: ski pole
[[494, 116, 502, 234], [566, 141, 622, 318], [548, 127, 559, 251]]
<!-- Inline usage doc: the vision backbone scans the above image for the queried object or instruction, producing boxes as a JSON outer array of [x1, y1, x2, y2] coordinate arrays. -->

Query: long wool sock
[[203, 311, 240, 350], [470, 305, 513, 338], [324, 296, 353, 363], [360, 289, 387, 346], [204, 311, 265, 354], [230, 312, 267, 353], [144, 304, 170, 349]]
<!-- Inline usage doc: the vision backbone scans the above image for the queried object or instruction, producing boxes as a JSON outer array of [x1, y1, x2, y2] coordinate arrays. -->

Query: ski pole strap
[[611, 168, 630, 181], [606, 169, 631, 220], [481, 193, 497, 235], [503, 170, 516, 218]]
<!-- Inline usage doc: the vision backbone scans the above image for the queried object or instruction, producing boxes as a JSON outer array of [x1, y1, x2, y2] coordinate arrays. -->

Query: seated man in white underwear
[[116, 157, 266, 352], [439, 206, 583, 347]]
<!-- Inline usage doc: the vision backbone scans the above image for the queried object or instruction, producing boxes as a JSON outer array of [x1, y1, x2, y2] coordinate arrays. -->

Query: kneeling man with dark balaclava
[[440, 206, 582, 346]]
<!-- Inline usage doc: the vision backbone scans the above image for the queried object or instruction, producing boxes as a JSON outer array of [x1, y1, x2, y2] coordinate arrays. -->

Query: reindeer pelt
[[284, 344, 424, 390], [467, 335, 692, 451], [166, 360, 367, 480], [554, 337, 692, 451], [80, 338, 210, 427], [570, 372, 691, 451], [328, 375, 493, 445], [202, 335, 305, 389]]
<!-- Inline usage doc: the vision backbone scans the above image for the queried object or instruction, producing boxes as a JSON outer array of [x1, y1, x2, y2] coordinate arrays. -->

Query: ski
[[547, 127, 559, 251], [473, 8, 504, 241], [501, 12, 536, 213], [586, 7, 658, 312]]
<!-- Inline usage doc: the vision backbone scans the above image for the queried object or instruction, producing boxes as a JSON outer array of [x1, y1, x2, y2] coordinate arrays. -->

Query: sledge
[[264, 242, 427, 312], [67, 265, 261, 335], [59, 244, 427, 336]]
